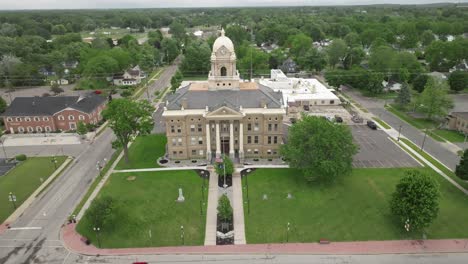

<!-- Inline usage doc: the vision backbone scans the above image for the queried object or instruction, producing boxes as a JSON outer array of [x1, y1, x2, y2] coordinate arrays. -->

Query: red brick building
[[2, 94, 107, 134]]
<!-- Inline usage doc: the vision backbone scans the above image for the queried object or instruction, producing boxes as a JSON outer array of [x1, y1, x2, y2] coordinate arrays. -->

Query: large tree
[[181, 41, 211, 75], [395, 82, 411, 109], [281, 115, 358, 182], [390, 170, 440, 232], [417, 77, 453, 120], [84, 196, 116, 230], [326, 39, 347, 68], [102, 99, 154, 163], [448, 71, 468, 92], [456, 150, 468, 180]]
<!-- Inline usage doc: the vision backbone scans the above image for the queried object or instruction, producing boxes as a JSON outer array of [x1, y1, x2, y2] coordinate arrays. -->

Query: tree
[[181, 41, 211, 75], [76, 121, 88, 137], [225, 25, 250, 47], [102, 99, 154, 163], [343, 47, 365, 70], [170, 70, 183, 93], [84, 196, 116, 229], [344, 32, 361, 47], [0, 97, 6, 113], [217, 194, 233, 223], [169, 21, 186, 41], [326, 39, 347, 68], [215, 154, 234, 176], [390, 170, 440, 232], [456, 150, 468, 180], [366, 72, 384, 94], [448, 71, 468, 92], [297, 47, 327, 72], [421, 30, 435, 46], [161, 38, 179, 63], [418, 77, 453, 120], [50, 82, 64, 95], [412, 74, 429, 93], [51, 24, 67, 35], [280, 115, 358, 182], [287, 33, 312, 59], [395, 82, 411, 109]]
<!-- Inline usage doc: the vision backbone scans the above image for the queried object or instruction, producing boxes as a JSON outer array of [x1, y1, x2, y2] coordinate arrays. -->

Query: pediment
[[206, 106, 242, 118]]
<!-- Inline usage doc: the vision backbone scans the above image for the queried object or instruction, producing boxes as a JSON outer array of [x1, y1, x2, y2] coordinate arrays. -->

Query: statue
[[177, 188, 185, 202]]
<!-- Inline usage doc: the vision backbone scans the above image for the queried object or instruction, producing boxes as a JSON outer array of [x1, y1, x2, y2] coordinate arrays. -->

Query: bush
[[120, 90, 132, 97], [456, 149, 468, 180], [15, 154, 27, 161], [217, 194, 233, 222]]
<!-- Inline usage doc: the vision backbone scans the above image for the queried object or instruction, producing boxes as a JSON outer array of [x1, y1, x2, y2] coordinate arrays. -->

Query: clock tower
[[208, 28, 240, 90]]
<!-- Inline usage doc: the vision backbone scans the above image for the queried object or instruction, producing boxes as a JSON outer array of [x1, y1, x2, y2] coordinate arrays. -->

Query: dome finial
[[221, 28, 225, 36]]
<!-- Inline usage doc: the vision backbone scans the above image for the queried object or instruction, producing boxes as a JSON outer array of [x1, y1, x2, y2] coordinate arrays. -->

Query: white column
[[239, 122, 244, 160], [215, 121, 221, 158], [206, 122, 211, 160], [229, 121, 234, 159]]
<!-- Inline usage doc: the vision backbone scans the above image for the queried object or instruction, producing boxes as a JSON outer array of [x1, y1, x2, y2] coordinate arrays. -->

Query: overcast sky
[[0, 0, 467, 10]]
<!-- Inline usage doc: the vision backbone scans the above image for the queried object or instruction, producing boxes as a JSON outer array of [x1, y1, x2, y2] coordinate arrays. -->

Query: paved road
[[343, 87, 460, 170], [0, 63, 181, 264]]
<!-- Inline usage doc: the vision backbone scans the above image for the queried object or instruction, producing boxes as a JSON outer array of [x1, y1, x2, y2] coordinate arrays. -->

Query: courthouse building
[[162, 29, 285, 161]]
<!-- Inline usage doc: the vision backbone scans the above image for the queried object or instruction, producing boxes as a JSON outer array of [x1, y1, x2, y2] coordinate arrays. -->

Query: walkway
[[61, 223, 468, 255], [204, 168, 218, 246], [232, 171, 246, 245], [113, 166, 207, 173]]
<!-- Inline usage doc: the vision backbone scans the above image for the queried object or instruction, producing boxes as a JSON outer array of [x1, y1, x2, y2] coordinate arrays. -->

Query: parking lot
[[351, 125, 421, 168]]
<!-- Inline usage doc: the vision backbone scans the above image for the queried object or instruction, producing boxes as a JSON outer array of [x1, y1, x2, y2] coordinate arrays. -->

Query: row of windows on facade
[[171, 149, 278, 157], [14, 122, 78, 133], [170, 135, 279, 146], [247, 136, 278, 144], [7, 115, 86, 122], [170, 123, 280, 134], [457, 120, 467, 129]]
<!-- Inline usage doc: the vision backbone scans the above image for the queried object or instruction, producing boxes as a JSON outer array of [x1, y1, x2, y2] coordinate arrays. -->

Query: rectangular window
[[330, 100, 335, 104], [178, 138, 183, 146], [247, 136, 251, 144], [177, 126, 182, 133], [268, 124, 272, 131], [170, 126, 175, 133], [274, 136, 278, 144], [191, 137, 196, 145], [247, 123, 252, 131], [198, 137, 203, 145], [268, 136, 271, 144], [274, 124, 278, 131], [197, 124, 202, 132], [172, 138, 176, 146], [173, 151, 177, 156], [190, 124, 195, 132], [192, 150, 196, 155], [254, 123, 259, 131], [254, 149, 259, 154], [199, 150, 204, 156], [254, 136, 259, 144]]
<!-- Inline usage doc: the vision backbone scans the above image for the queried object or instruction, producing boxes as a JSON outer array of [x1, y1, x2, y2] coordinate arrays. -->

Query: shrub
[[120, 90, 132, 97], [15, 154, 27, 161], [456, 149, 468, 180], [217, 194, 233, 222]]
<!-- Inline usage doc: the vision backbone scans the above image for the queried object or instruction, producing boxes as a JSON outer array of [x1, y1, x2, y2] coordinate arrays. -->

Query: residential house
[[113, 65, 146, 86], [280, 58, 298, 74], [447, 112, 468, 134], [1, 94, 107, 134]]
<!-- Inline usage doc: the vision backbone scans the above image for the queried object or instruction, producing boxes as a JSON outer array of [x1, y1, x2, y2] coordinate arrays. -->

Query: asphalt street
[[0, 60, 182, 264], [343, 87, 461, 170]]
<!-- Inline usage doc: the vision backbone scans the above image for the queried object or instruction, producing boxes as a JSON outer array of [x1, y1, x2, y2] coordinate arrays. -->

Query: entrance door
[[221, 139, 230, 155]]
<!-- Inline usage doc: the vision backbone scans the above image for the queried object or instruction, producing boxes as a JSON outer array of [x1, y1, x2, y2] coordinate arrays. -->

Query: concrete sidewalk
[[232, 171, 246, 245], [204, 168, 218, 246], [61, 223, 468, 256]]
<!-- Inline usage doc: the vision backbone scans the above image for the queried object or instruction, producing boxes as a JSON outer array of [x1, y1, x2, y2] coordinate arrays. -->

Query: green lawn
[[432, 129, 467, 143], [372, 117, 391, 129], [243, 168, 468, 244], [115, 134, 167, 170], [0, 156, 66, 223], [76, 170, 208, 248], [386, 104, 437, 130]]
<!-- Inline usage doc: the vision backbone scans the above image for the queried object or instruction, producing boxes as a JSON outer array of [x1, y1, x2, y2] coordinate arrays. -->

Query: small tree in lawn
[[417, 77, 453, 120], [84, 196, 116, 229], [217, 194, 233, 223], [0, 96, 7, 113], [281, 115, 358, 182], [455, 149, 468, 180], [76, 121, 88, 138], [215, 154, 234, 176], [102, 99, 154, 163], [395, 82, 411, 109], [390, 170, 440, 232]]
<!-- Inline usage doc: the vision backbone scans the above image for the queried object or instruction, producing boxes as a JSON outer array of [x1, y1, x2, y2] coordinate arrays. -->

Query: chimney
[[260, 98, 267, 108]]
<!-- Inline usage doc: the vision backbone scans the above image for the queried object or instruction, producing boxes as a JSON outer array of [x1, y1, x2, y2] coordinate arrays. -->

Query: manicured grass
[[76, 170, 207, 248], [399, 138, 468, 189], [72, 149, 122, 216], [0, 156, 66, 223], [243, 168, 468, 244], [432, 129, 467, 143], [372, 117, 391, 129], [115, 134, 167, 170]]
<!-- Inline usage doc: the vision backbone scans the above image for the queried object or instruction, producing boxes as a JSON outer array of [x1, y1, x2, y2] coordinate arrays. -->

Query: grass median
[[372, 117, 391, 129], [243, 168, 468, 244], [0, 156, 66, 223]]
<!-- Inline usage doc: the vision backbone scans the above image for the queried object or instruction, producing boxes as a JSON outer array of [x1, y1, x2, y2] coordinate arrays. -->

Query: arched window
[[36, 126, 42, 132], [220, 67, 227, 76]]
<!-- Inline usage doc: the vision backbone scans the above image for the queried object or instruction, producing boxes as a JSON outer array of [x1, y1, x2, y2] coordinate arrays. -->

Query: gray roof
[[166, 84, 283, 111], [2, 94, 106, 116], [452, 112, 468, 120]]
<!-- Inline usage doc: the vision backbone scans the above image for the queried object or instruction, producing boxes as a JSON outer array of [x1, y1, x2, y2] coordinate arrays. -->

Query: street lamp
[[8, 192, 17, 210], [180, 225, 185, 245], [51, 156, 57, 170], [397, 125, 403, 141], [96, 161, 102, 177], [93, 227, 101, 248], [420, 129, 428, 151], [286, 222, 290, 242]]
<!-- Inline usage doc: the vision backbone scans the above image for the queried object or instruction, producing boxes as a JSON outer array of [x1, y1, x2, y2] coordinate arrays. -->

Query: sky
[[0, 0, 467, 10]]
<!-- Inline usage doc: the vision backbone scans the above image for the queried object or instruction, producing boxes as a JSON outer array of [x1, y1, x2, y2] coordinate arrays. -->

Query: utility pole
[[397, 125, 402, 141], [420, 129, 428, 151]]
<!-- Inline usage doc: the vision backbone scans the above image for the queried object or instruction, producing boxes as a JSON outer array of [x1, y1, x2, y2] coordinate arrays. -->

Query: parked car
[[335, 115, 343, 123], [367, 121, 377, 130]]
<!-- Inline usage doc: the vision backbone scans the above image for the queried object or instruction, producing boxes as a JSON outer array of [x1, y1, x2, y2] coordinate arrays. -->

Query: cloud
[[0, 0, 466, 10]]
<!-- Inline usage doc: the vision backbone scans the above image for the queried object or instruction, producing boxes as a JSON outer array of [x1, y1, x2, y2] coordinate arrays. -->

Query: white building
[[260, 69, 340, 112]]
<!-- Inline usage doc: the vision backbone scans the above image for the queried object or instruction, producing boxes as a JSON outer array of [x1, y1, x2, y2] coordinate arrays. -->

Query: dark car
[[367, 120, 377, 130], [335, 115, 343, 123]]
